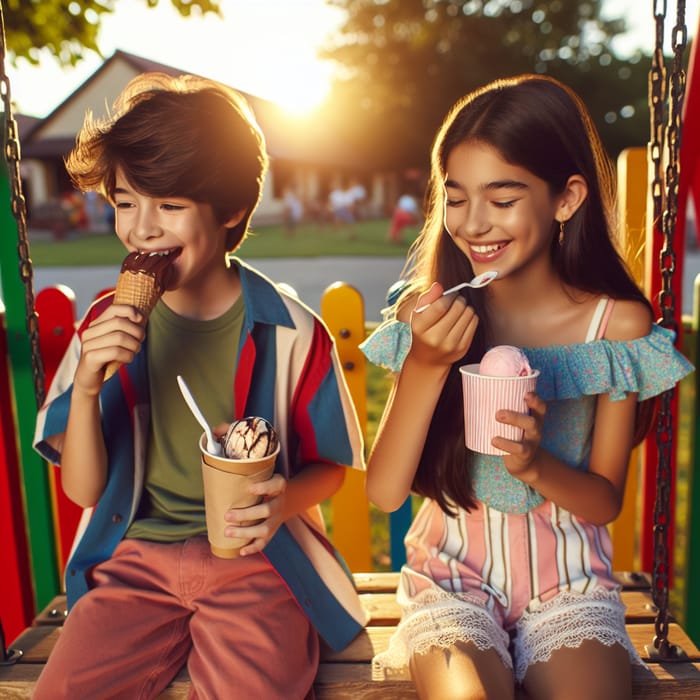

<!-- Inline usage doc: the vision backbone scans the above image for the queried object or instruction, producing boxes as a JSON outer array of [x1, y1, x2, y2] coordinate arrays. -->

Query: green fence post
[[0, 147, 59, 612]]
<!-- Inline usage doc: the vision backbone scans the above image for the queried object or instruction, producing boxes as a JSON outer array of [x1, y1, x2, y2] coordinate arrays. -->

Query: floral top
[[360, 320, 694, 513]]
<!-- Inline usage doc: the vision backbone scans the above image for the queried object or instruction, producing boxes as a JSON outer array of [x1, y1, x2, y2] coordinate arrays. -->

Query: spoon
[[415, 270, 498, 313], [176, 375, 221, 455]]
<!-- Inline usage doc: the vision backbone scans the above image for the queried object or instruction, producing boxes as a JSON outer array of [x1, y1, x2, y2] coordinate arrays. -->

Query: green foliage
[[320, 0, 655, 166], [2, 0, 220, 66]]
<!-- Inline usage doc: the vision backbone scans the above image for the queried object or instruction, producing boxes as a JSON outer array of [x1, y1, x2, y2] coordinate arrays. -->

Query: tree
[[319, 0, 656, 169], [3, 0, 220, 66]]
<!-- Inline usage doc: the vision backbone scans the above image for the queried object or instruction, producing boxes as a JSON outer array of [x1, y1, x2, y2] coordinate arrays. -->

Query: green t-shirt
[[126, 296, 245, 542]]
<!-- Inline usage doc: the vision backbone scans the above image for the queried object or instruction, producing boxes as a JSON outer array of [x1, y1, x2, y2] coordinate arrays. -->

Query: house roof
[[20, 49, 367, 169]]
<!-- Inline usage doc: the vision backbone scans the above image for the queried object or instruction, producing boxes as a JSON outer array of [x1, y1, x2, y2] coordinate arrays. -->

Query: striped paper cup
[[459, 364, 539, 456]]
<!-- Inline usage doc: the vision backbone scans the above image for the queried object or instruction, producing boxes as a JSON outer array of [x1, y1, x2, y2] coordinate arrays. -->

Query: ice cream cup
[[199, 433, 279, 558], [459, 364, 540, 456]]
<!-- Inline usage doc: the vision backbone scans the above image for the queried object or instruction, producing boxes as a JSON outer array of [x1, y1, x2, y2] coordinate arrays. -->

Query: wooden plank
[[4, 660, 700, 700], [611, 147, 647, 574], [5, 624, 700, 699], [321, 283, 372, 573], [356, 570, 651, 593], [13, 619, 700, 668], [629, 623, 700, 660], [28, 578, 660, 630], [352, 571, 399, 593], [32, 597, 67, 626], [315, 662, 700, 700]]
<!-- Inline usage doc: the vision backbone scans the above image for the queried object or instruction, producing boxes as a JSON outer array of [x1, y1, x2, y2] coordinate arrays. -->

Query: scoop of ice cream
[[479, 345, 532, 377], [220, 417, 279, 459], [119, 248, 182, 292]]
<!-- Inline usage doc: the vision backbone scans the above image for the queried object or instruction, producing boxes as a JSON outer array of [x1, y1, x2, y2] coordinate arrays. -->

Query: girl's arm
[[366, 284, 479, 512], [502, 390, 637, 524], [61, 304, 146, 507], [498, 300, 652, 525]]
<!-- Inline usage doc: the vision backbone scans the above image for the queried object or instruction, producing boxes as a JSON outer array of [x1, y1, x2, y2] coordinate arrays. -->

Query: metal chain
[[0, 2, 46, 407], [648, 0, 688, 660]]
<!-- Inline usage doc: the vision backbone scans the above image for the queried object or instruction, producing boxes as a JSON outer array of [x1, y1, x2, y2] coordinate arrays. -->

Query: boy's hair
[[401, 74, 654, 514], [66, 72, 269, 252]]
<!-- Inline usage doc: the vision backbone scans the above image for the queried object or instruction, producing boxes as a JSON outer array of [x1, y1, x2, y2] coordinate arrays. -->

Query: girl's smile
[[444, 141, 563, 278]]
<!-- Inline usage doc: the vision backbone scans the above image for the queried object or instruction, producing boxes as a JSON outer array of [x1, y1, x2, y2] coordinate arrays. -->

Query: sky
[[5, 0, 699, 119]]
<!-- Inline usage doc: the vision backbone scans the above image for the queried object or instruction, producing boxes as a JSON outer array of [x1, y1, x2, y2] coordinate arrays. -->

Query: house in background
[[18, 49, 404, 235]]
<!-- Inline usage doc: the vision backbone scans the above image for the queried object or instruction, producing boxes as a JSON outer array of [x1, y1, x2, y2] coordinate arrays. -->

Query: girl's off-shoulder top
[[361, 319, 694, 513]]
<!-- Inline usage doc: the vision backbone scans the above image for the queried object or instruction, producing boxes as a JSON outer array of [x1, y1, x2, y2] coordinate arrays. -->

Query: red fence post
[[0, 301, 35, 643], [36, 286, 83, 574]]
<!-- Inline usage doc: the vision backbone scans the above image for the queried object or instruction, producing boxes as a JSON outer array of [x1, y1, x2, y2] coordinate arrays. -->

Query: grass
[[29, 218, 421, 266]]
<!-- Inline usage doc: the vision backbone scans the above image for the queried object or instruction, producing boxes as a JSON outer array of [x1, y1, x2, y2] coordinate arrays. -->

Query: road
[[32, 256, 408, 324], [28, 248, 700, 324]]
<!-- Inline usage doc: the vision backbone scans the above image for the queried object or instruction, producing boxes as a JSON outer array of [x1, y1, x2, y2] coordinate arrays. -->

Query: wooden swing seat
[[2, 570, 699, 698]]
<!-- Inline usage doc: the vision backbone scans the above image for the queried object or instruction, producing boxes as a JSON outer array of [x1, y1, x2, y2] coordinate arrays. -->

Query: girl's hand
[[224, 474, 287, 556], [492, 392, 547, 482], [408, 282, 479, 368], [73, 304, 145, 395]]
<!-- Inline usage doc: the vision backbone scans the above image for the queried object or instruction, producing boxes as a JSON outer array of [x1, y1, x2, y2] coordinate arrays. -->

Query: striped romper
[[361, 298, 693, 681]]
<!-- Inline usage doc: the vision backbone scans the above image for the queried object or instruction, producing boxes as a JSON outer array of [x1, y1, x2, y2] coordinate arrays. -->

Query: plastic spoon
[[176, 375, 221, 455], [415, 270, 498, 313]]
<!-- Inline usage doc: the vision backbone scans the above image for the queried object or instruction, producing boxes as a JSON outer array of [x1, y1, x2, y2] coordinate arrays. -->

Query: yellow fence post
[[612, 147, 648, 571], [320, 282, 372, 572]]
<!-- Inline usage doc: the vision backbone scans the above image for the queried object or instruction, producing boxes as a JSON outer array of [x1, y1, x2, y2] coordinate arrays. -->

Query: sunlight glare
[[7, 0, 344, 117]]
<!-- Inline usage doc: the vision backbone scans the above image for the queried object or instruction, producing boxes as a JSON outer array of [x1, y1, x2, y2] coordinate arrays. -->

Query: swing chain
[[647, 0, 688, 662], [0, 2, 46, 407]]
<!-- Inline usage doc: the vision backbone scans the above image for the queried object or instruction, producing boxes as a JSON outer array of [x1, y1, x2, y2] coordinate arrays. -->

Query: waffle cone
[[103, 270, 164, 381]]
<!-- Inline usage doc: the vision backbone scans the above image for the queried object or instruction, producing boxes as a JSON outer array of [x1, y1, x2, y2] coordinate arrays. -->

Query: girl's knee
[[409, 644, 514, 700], [523, 640, 632, 700]]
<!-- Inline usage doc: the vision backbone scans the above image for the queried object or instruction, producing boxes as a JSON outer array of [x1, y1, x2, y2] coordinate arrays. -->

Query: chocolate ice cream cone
[[103, 249, 180, 381]]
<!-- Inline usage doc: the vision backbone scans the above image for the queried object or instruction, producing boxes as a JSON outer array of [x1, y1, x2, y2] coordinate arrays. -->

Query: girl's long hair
[[398, 74, 654, 515]]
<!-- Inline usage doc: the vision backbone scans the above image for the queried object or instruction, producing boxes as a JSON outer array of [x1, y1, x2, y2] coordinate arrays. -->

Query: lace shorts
[[373, 499, 646, 682]]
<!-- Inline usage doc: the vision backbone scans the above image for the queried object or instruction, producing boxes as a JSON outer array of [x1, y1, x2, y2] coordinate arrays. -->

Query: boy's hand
[[223, 474, 287, 556], [74, 304, 145, 394], [492, 392, 546, 482]]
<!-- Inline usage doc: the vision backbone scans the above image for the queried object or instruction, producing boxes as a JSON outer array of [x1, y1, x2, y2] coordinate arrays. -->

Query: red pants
[[33, 536, 318, 700]]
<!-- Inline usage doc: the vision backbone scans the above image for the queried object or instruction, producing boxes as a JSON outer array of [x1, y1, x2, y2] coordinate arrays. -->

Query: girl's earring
[[558, 218, 566, 246]]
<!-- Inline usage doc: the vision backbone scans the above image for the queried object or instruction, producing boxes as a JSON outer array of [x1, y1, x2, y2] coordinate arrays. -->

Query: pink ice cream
[[479, 345, 532, 377]]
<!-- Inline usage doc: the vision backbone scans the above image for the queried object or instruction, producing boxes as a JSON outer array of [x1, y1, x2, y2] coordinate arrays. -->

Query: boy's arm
[[60, 386, 109, 507], [44, 300, 146, 508]]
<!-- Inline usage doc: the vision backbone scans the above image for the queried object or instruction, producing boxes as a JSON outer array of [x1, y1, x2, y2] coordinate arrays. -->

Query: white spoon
[[176, 375, 221, 455], [415, 270, 498, 313]]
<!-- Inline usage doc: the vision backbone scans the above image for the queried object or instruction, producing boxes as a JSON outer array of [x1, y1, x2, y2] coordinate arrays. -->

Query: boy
[[34, 73, 366, 699]]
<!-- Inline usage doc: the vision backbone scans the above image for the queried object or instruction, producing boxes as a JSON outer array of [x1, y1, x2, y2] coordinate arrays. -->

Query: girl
[[361, 74, 693, 700]]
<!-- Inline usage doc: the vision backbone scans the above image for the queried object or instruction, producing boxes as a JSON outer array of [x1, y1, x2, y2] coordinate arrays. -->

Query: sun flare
[[7, 0, 343, 118]]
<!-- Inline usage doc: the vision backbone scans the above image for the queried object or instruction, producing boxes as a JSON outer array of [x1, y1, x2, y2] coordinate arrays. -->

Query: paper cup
[[459, 364, 539, 456], [199, 433, 279, 558]]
